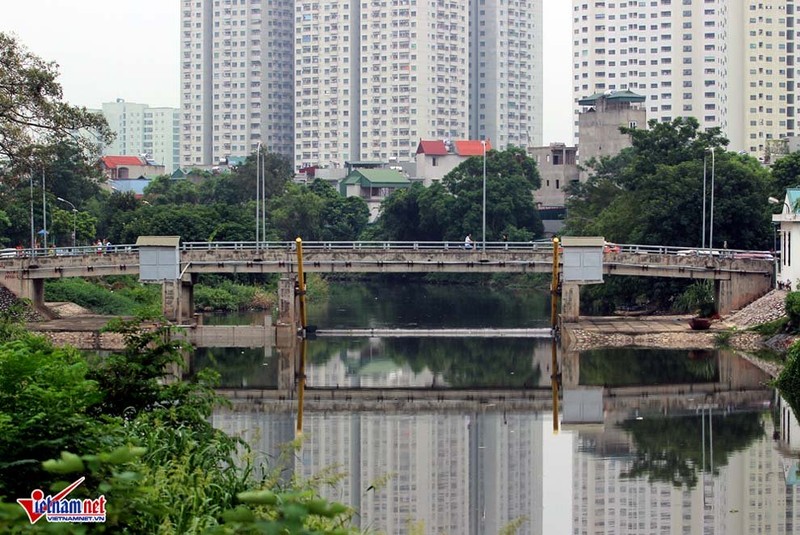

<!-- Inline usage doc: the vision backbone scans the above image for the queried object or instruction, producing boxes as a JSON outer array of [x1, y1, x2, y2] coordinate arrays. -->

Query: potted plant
[[675, 281, 715, 330]]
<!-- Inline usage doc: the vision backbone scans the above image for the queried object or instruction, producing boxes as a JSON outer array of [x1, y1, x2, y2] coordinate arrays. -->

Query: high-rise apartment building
[[293, 0, 544, 169], [101, 99, 180, 173], [573, 0, 797, 159], [733, 0, 796, 156], [572, 1, 731, 144], [182, 1, 543, 170], [470, 0, 543, 149], [180, 0, 294, 168], [294, 0, 470, 169]]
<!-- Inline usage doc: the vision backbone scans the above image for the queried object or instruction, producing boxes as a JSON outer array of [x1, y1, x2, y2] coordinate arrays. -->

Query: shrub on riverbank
[[0, 315, 356, 532], [776, 341, 800, 419], [45, 277, 159, 315]]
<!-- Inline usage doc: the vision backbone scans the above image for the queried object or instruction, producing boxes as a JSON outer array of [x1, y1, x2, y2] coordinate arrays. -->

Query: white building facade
[[180, 0, 294, 168], [572, 0, 800, 160], [101, 99, 180, 173], [470, 0, 543, 149], [293, 0, 543, 170]]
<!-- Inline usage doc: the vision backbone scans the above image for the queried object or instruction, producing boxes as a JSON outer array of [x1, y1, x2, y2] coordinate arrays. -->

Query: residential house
[[773, 188, 800, 288], [340, 169, 411, 222], [415, 139, 492, 186], [100, 155, 165, 180]]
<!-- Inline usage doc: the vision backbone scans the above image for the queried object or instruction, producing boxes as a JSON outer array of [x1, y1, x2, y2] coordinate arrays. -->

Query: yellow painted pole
[[295, 237, 308, 330], [295, 237, 307, 437], [550, 237, 560, 433], [296, 338, 307, 437], [550, 237, 560, 331]]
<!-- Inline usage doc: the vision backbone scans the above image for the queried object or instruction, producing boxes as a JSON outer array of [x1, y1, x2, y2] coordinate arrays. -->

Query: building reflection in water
[[203, 334, 800, 534]]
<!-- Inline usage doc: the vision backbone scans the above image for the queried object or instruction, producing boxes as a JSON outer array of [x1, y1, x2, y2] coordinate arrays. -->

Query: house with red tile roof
[[99, 155, 166, 180], [415, 139, 491, 186]]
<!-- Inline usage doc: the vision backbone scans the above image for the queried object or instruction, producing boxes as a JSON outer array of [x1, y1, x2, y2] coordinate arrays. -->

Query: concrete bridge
[[0, 240, 774, 323]]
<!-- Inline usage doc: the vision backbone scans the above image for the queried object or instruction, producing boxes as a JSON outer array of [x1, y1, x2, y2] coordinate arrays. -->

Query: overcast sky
[[0, 0, 574, 143]]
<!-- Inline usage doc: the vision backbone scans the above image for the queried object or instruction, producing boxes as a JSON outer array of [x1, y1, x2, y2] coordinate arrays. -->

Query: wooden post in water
[[550, 237, 560, 433]]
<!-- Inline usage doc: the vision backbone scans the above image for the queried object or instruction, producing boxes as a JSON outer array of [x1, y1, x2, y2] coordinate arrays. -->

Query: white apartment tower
[[294, 1, 544, 169], [573, 0, 799, 159], [180, 0, 294, 168], [294, 0, 470, 169], [572, 1, 733, 146], [470, 0, 543, 148], [733, 0, 797, 156], [101, 99, 180, 173]]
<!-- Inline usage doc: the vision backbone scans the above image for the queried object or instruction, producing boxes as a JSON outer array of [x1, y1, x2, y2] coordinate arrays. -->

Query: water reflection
[[213, 404, 800, 535], [194, 281, 800, 533]]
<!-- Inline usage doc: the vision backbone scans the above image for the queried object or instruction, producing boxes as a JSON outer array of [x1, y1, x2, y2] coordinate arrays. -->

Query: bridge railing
[[180, 240, 559, 252], [2, 240, 775, 261]]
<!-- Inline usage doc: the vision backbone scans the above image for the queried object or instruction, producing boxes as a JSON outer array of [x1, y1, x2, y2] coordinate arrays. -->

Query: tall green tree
[[373, 148, 543, 241], [565, 117, 773, 250], [0, 33, 113, 175], [770, 151, 800, 200]]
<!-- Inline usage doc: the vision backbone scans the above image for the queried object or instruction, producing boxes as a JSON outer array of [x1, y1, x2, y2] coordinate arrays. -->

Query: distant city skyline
[[0, 0, 574, 145]]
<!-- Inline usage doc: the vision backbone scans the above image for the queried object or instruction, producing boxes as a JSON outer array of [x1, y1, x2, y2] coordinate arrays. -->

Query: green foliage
[[0, 311, 358, 533], [45, 277, 158, 315], [786, 291, 800, 331], [565, 117, 773, 250], [770, 151, 800, 199], [750, 315, 790, 336], [620, 412, 764, 488], [776, 341, 800, 420], [674, 280, 716, 318], [0, 334, 120, 498], [372, 148, 544, 241], [0, 33, 113, 174], [713, 329, 735, 348]]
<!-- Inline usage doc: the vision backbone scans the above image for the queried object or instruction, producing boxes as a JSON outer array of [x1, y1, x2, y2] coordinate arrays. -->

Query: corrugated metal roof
[[416, 140, 448, 155], [101, 155, 145, 168], [786, 188, 800, 212], [454, 140, 491, 156]]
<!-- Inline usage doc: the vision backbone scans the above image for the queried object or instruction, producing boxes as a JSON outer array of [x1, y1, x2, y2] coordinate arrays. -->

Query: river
[[193, 281, 799, 535]]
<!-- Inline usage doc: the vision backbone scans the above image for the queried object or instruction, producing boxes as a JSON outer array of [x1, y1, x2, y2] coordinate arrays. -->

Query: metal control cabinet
[[561, 236, 604, 284]]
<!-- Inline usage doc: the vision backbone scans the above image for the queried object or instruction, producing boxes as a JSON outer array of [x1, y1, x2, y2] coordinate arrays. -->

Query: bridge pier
[[0, 276, 53, 318], [275, 274, 298, 347], [162, 275, 196, 324], [561, 283, 580, 322], [715, 272, 773, 315]]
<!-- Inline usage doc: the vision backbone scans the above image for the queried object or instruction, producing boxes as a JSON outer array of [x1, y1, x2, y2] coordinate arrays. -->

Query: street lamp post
[[702, 155, 707, 249], [56, 197, 77, 248], [255, 142, 261, 247], [708, 148, 716, 251], [481, 140, 487, 251]]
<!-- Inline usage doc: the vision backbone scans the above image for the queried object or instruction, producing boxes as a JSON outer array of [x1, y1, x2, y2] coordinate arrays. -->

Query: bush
[[786, 291, 800, 331], [776, 340, 800, 419], [45, 278, 140, 314]]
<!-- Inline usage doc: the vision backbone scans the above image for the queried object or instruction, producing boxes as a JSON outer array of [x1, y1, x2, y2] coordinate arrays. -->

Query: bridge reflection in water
[[200, 333, 789, 535]]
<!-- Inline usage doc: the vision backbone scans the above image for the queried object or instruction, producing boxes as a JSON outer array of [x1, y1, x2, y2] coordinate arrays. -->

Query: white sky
[[0, 0, 574, 143]]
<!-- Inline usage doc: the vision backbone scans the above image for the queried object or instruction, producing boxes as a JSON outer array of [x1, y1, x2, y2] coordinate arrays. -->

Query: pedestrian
[[105, 238, 112, 253], [464, 233, 473, 250], [501, 233, 508, 242], [96, 239, 103, 255]]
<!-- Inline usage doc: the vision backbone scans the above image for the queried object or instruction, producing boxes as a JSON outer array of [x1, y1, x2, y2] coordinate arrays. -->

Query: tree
[[770, 151, 800, 200], [372, 148, 544, 242], [565, 117, 773, 250], [199, 152, 293, 206], [0, 33, 113, 175], [442, 147, 543, 241]]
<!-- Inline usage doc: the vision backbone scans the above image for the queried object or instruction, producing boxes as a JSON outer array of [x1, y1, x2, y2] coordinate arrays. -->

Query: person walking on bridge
[[464, 234, 473, 250]]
